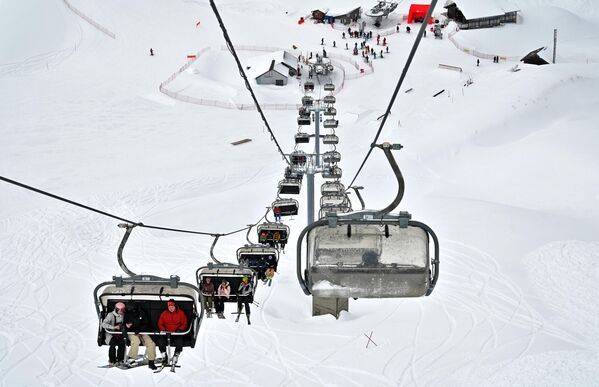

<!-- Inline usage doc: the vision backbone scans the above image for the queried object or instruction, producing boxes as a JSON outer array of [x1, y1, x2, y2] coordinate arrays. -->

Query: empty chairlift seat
[[196, 263, 256, 305], [257, 222, 290, 248], [324, 83, 335, 92], [304, 81, 315, 92], [302, 96, 314, 107], [94, 275, 202, 348], [303, 222, 438, 298], [237, 245, 279, 279], [297, 116, 311, 126], [322, 166, 342, 179], [324, 107, 337, 116], [285, 166, 303, 181], [278, 179, 302, 195], [320, 193, 348, 207], [272, 198, 299, 216], [323, 96, 336, 104], [295, 132, 311, 143], [321, 181, 345, 195], [323, 134, 339, 145], [323, 119, 338, 129], [323, 150, 341, 164]]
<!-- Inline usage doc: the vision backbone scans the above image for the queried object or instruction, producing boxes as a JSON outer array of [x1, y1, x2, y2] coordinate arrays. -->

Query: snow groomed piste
[[87, 0, 442, 372]]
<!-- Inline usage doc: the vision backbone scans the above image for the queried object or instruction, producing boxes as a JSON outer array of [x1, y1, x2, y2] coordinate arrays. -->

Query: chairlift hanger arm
[[374, 143, 405, 216], [117, 223, 138, 277]]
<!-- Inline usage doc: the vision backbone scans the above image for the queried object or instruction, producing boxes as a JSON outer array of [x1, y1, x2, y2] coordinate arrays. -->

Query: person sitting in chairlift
[[360, 251, 383, 268], [237, 277, 253, 325], [101, 302, 127, 366], [264, 267, 275, 286], [273, 206, 282, 222], [201, 277, 215, 317], [125, 303, 157, 369], [157, 299, 188, 366], [215, 279, 231, 317]]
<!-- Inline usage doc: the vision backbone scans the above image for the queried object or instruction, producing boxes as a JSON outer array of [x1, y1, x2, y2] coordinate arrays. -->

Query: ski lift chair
[[94, 275, 202, 348], [94, 224, 202, 351], [323, 95, 336, 104], [304, 81, 315, 91], [285, 166, 304, 181], [320, 193, 349, 207], [302, 96, 314, 107], [321, 181, 345, 195], [297, 116, 311, 126], [237, 245, 279, 279], [324, 107, 337, 116], [295, 132, 310, 143], [290, 150, 308, 167], [323, 150, 341, 164], [322, 166, 342, 179], [257, 222, 290, 249], [324, 83, 335, 92], [297, 143, 440, 318], [323, 119, 338, 129], [272, 198, 299, 216], [323, 134, 339, 145], [278, 179, 302, 195], [196, 263, 256, 307]]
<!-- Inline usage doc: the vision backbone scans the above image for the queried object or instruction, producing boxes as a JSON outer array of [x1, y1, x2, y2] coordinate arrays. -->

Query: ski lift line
[[0, 175, 262, 238], [344, 0, 438, 191], [209, 0, 290, 166]]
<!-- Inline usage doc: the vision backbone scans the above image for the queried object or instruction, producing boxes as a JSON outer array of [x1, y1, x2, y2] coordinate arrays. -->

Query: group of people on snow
[[101, 299, 188, 369]]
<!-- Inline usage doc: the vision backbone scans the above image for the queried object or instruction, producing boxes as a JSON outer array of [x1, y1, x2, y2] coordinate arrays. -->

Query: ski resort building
[[325, 4, 362, 25], [252, 50, 299, 86], [443, 0, 518, 29]]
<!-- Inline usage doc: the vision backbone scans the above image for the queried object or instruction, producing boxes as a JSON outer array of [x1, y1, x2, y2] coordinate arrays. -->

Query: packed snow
[[1, 0, 598, 386]]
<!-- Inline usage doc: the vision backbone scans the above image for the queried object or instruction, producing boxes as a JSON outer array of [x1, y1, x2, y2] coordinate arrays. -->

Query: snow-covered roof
[[245, 50, 298, 79], [445, 0, 514, 19], [326, 2, 362, 17]]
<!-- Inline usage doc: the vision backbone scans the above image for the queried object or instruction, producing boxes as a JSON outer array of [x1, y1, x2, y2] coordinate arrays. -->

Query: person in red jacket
[[157, 299, 188, 364]]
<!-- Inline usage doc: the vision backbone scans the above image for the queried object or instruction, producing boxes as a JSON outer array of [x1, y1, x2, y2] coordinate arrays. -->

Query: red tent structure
[[408, 4, 434, 24]]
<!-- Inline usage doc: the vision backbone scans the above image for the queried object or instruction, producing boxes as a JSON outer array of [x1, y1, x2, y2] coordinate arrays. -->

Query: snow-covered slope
[[1, 0, 598, 386]]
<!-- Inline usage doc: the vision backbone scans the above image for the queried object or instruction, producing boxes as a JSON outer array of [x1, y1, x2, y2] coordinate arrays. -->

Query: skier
[[236, 277, 253, 325], [386, 46, 389, 53], [380, 50, 383, 58], [396, 25, 400, 33], [345, 42, 349, 50], [150, 48, 154, 56], [215, 279, 231, 317], [157, 299, 188, 366], [264, 267, 275, 286], [377, 36, 380, 45], [342, 32, 346, 39], [125, 303, 157, 370], [477, 58, 480, 67], [323, 48, 327, 58], [383, 37, 387, 46], [406, 26, 411, 33], [101, 302, 127, 366], [201, 277, 215, 317], [333, 41, 336, 48], [321, 37, 324, 45], [273, 206, 282, 222]]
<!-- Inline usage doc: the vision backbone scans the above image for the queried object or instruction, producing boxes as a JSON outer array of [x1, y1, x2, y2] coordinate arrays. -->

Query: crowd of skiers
[[101, 299, 188, 369]]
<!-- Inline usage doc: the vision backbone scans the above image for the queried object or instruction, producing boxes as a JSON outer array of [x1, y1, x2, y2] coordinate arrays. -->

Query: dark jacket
[[125, 304, 150, 333], [201, 281, 215, 296]]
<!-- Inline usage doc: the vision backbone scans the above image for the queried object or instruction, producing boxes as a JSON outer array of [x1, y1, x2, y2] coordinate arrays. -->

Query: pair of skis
[[153, 353, 180, 373]]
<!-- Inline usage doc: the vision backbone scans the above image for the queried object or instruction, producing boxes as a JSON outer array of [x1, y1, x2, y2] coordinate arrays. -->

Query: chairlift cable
[[0, 175, 262, 238], [345, 0, 438, 190], [209, 0, 290, 166]]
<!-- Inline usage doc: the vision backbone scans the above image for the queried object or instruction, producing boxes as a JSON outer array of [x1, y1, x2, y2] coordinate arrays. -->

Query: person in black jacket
[[125, 303, 157, 369]]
